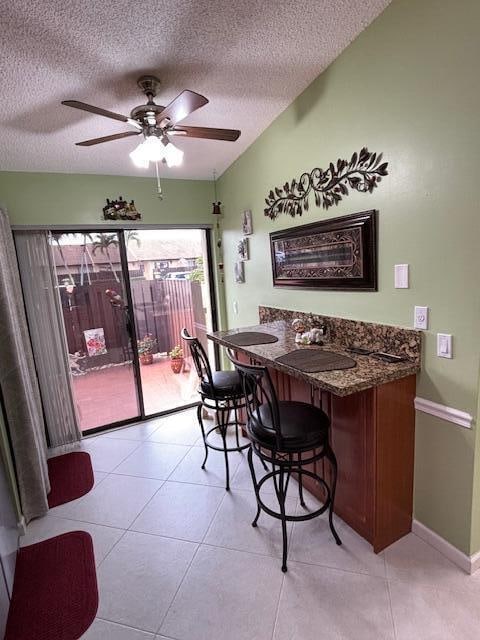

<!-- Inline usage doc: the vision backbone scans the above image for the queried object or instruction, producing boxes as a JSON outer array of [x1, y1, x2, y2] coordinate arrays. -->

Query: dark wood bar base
[[237, 351, 416, 553]]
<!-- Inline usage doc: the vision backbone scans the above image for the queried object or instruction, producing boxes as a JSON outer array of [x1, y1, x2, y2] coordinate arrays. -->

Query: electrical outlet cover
[[414, 306, 428, 330]]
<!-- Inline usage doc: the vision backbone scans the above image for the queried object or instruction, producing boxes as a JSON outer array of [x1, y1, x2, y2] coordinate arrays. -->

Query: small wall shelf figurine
[[264, 147, 388, 219], [103, 197, 141, 221]]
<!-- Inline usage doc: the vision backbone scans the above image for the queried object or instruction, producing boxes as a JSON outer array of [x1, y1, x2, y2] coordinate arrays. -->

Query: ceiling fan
[[62, 75, 241, 168]]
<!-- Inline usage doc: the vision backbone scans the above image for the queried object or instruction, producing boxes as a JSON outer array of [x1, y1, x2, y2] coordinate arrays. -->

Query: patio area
[[72, 357, 199, 431]]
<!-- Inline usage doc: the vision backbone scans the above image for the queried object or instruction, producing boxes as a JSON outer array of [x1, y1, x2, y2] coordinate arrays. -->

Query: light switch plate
[[394, 264, 409, 288], [437, 333, 452, 358], [414, 306, 428, 330], [233, 301, 239, 315]]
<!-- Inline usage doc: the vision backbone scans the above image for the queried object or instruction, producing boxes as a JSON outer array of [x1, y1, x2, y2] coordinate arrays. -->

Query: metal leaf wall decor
[[264, 147, 388, 220]]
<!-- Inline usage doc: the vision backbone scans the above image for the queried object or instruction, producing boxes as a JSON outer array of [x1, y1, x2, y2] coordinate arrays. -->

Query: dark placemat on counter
[[226, 331, 279, 346], [276, 349, 357, 373]]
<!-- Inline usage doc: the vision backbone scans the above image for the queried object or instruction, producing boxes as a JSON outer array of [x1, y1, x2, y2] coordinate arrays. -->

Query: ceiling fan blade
[[62, 100, 130, 124], [156, 90, 209, 126], [170, 126, 241, 141], [75, 131, 141, 146]]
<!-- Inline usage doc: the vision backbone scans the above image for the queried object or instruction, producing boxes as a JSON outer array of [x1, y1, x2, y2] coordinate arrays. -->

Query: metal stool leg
[[247, 446, 261, 526], [218, 404, 230, 491], [197, 403, 209, 469], [276, 464, 289, 573], [326, 445, 342, 546], [233, 397, 241, 448], [297, 453, 306, 507]]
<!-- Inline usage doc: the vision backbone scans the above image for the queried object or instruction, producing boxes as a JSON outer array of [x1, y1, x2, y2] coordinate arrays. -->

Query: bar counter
[[208, 317, 420, 553]]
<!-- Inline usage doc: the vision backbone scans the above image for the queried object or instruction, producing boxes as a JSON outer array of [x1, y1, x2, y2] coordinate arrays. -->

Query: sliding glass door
[[49, 231, 141, 431], [40, 228, 215, 433], [126, 229, 214, 416]]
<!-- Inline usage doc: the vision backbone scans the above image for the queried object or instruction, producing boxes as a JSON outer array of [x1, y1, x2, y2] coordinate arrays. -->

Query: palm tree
[[80, 233, 93, 285], [92, 233, 120, 282], [125, 230, 140, 248], [52, 233, 75, 285]]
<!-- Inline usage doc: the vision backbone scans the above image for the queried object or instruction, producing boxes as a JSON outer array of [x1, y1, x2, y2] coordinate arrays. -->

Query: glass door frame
[[15, 224, 219, 437]]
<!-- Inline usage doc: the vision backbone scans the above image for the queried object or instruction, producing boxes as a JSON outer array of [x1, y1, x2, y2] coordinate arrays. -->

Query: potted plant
[[137, 334, 157, 365], [169, 345, 184, 374]]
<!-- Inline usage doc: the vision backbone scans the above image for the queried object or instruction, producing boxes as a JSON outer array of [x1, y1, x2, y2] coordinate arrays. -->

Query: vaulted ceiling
[[0, 0, 390, 179]]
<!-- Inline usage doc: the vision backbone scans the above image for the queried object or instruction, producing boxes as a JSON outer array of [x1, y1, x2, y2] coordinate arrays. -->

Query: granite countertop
[[208, 320, 420, 397]]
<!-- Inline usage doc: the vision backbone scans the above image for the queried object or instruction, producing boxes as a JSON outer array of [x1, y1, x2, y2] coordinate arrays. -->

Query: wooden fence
[[61, 278, 207, 368], [131, 279, 207, 353]]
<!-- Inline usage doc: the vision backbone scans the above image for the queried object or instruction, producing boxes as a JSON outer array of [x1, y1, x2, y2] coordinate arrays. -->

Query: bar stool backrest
[[181, 328, 216, 397], [227, 350, 282, 448]]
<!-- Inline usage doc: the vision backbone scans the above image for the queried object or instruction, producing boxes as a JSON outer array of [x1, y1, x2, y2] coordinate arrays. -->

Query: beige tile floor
[[22, 409, 480, 640]]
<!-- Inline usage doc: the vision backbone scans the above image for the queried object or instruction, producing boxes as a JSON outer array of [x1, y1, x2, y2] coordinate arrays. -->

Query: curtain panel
[[15, 231, 81, 448], [0, 208, 50, 522]]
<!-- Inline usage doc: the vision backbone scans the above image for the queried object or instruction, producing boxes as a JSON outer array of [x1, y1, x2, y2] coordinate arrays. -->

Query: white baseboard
[[412, 519, 478, 574], [414, 397, 473, 429]]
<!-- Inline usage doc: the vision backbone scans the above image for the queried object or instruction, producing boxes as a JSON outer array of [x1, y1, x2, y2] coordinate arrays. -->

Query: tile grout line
[[385, 552, 399, 640], [199, 479, 232, 543], [156, 441, 197, 482], [94, 617, 157, 637], [49, 468, 165, 530], [95, 527, 130, 570], [270, 571, 286, 640], [125, 478, 171, 532], [46, 469, 109, 520], [120, 441, 198, 531], [39, 513, 125, 533], [154, 542, 203, 636], [107, 439, 176, 474]]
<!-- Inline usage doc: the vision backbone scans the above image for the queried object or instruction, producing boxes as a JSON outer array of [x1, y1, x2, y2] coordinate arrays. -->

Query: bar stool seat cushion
[[248, 401, 329, 450], [201, 370, 243, 398]]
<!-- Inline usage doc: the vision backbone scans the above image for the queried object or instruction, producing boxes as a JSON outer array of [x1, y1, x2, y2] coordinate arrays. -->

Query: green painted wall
[[470, 379, 480, 552], [0, 171, 213, 227], [218, 0, 480, 554]]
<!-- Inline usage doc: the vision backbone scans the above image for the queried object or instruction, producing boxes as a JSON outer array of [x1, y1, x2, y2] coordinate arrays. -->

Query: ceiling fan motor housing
[[132, 76, 165, 128], [130, 103, 165, 124], [137, 75, 161, 100]]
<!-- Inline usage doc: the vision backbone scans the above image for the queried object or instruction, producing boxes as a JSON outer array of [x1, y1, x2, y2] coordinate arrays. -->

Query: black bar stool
[[181, 329, 250, 490], [228, 352, 341, 572]]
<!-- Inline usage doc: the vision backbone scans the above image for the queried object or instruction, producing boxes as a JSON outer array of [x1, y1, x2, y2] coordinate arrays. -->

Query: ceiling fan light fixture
[[163, 141, 184, 167], [129, 143, 149, 168], [142, 135, 165, 162]]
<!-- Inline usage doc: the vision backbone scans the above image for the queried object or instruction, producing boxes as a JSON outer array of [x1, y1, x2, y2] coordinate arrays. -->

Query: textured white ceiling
[[0, 0, 390, 180]]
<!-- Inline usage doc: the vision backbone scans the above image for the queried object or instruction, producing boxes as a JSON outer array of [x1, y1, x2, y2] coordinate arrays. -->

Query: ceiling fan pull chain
[[155, 161, 163, 200]]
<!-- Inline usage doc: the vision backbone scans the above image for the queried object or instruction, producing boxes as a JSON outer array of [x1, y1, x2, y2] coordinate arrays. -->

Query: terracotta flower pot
[[170, 357, 184, 374], [139, 353, 153, 366]]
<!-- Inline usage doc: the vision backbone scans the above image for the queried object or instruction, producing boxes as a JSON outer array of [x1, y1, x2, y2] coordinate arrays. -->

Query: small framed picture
[[234, 261, 245, 283], [237, 237, 249, 261], [242, 209, 253, 235]]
